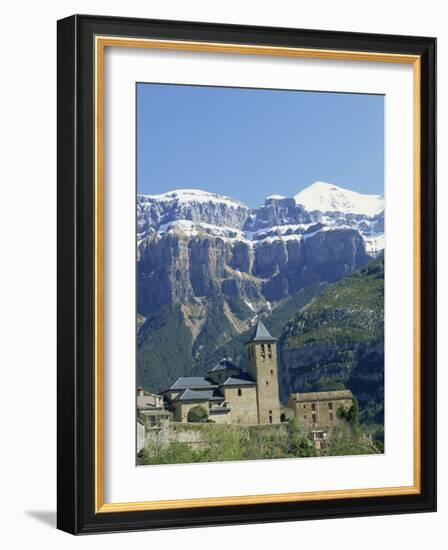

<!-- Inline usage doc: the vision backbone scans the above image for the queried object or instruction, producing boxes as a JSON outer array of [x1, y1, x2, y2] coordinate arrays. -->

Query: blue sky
[[137, 83, 384, 207]]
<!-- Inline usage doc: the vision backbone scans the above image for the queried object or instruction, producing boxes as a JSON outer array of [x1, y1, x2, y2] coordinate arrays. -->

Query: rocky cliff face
[[137, 226, 369, 316]]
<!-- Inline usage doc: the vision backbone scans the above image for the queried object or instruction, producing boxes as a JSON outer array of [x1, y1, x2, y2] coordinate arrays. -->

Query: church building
[[160, 321, 282, 425]]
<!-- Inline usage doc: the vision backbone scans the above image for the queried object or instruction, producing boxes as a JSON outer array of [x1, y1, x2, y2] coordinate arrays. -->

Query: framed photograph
[[57, 15, 436, 534]]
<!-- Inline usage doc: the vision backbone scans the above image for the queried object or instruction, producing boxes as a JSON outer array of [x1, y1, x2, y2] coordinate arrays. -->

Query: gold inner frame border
[[94, 35, 421, 514]]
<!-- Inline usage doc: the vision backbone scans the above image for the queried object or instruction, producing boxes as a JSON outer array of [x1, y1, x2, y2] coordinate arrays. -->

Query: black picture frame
[[57, 14, 436, 535]]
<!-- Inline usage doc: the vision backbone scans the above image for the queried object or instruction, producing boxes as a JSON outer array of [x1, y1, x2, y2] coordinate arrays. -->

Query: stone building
[[160, 321, 282, 425], [246, 321, 282, 424], [161, 365, 258, 424], [287, 390, 354, 428], [137, 386, 172, 429]]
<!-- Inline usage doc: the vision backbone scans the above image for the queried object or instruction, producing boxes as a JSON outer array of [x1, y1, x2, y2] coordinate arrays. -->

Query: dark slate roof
[[208, 357, 241, 374], [173, 389, 225, 403], [196, 390, 224, 402], [222, 372, 256, 387], [245, 320, 277, 344], [168, 377, 216, 390], [173, 389, 211, 402]]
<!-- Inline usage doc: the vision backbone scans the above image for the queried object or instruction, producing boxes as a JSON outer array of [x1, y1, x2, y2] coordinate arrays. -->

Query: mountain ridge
[[137, 180, 385, 254], [136, 181, 384, 400]]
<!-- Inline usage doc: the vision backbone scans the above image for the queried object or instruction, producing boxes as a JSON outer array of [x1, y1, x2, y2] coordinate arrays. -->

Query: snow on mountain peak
[[140, 188, 248, 209], [294, 181, 384, 217], [137, 182, 385, 255]]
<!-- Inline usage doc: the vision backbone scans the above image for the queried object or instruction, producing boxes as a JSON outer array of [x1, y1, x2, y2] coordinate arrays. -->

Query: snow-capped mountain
[[294, 182, 384, 255], [294, 181, 384, 217], [137, 189, 250, 239], [137, 181, 384, 255]]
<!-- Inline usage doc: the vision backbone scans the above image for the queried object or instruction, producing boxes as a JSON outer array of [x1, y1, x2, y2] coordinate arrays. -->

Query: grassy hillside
[[286, 255, 384, 348], [280, 255, 384, 429]]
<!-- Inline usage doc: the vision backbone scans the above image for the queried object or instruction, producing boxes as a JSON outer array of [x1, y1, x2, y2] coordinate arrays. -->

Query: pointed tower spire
[[245, 320, 277, 345]]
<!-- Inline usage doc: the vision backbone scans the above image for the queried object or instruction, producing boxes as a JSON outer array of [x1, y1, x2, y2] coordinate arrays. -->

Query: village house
[[287, 390, 354, 428], [137, 385, 172, 429]]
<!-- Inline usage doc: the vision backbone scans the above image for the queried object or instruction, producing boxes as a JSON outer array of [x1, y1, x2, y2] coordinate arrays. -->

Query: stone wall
[[139, 420, 289, 453], [137, 420, 146, 452], [222, 386, 258, 424]]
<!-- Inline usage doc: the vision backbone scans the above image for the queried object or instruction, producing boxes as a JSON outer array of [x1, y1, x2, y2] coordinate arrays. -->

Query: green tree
[[187, 406, 209, 423], [349, 399, 361, 438], [287, 418, 316, 457], [337, 398, 362, 439]]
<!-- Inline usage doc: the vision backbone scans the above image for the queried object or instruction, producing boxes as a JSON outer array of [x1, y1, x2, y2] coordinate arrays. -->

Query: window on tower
[[267, 344, 272, 358], [261, 344, 266, 359]]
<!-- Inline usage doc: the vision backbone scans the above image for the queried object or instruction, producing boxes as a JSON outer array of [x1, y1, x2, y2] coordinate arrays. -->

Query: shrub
[[326, 425, 378, 456], [187, 406, 208, 423], [287, 418, 317, 458], [337, 399, 361, 438]]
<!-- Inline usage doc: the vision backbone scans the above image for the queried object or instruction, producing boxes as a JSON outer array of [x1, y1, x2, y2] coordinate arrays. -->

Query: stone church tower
[[246, 321, 281, 424]]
